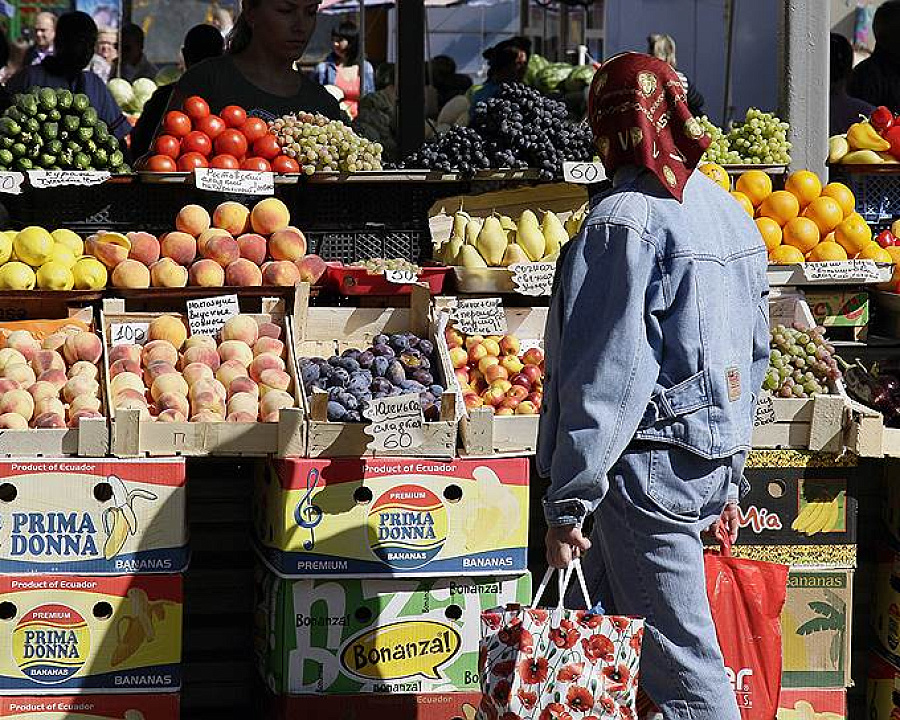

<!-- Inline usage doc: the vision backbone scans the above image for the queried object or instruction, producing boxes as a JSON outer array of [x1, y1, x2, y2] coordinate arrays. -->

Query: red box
[[0, 694, 179, 718], [265, 692, 482, 720], [779, 687, 846, 718]]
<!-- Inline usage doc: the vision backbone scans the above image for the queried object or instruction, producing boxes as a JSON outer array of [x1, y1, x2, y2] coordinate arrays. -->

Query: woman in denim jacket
[[539, 53, 770, 719]]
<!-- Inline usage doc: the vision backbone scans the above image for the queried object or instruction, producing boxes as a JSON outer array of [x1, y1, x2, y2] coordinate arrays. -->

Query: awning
[[320, 0, 498, 11]]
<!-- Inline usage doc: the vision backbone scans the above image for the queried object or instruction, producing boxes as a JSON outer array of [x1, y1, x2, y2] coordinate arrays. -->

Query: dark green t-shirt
[[171, 54, 342, 122]]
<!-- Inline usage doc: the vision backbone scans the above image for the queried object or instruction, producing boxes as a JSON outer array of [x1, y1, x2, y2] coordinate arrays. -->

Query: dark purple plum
[[390, 334, 410, 351], [327, 368, 350, 388], [339, 392, 359, 411], [372, 343, 395, 359], [347, 374, 370, 395], [371, 356, 390, 378], [300, 363, 320, 386], [412, 369, 434, 386], [327, 355, 341, 366], [346, 410, 361, 422], [373, 334, 389, 347], [399, 379, 425, 394], [327, 401, 347, 421], [341, 348, 361, 360], [327, 387, 344, 401], [338, 357, 360, 374], [386, 360, 406, 386], [417, 339, 434, 356], [358, 351, 374, 369], [429, 384, 445, 397], [370, 377, 392, 395]]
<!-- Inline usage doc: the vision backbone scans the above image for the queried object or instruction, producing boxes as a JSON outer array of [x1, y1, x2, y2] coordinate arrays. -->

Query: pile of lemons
[[0, 227, 107, 290]]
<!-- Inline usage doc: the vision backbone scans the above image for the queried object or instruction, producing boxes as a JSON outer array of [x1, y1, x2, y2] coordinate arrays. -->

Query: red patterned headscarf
[[588, 52, 710, 202]]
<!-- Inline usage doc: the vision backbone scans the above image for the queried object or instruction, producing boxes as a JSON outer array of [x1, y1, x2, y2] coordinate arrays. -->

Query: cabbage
[[107, 78, 134, 109], [132, 78, 157, 102], [155, 66, 182, 86]]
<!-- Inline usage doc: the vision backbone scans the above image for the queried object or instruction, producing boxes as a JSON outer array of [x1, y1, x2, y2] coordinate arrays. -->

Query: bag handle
[[715, 521, 733, 557], [532, 559, 593, 610]]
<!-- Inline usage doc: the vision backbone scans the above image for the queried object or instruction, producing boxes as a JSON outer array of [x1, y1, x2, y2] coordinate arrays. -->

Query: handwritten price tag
[[194, 168, 275, 195], [754, 394, 776, 427], [27, 170, 110, 188], [186, 294, 240, 337], [384, 268, 419, 284], [800, 260, 884, 283], [510, 262, 556, 296], [363, 394, 425, 452], [110, 322, 149, 347], [452, 298, 507, 335], [0, 172, 24, 195], [562, 161, 607, 184]]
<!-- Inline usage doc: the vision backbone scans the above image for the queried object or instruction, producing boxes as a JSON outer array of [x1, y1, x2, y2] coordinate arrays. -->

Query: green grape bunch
[[270, 112, 383, 174], [698, 115, 741, 165], [727, 107, 792, 165], [763, 324, 841, 399]]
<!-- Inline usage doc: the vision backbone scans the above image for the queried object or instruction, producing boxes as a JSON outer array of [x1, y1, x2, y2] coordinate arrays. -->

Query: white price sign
[[510, 262, 556, 296], [562, 161, 607, 184], [194, 168, 275, 195], [754, 393, 776, 427], [186, 294, 240, 337], [363, 394, 425, 453], [27, 170, 110, 188], [0, 172, 24, 195], [110, 322, 150, 347], [384, 268, 419, 284], [452, 298, 507, 335], [800, 260, 884, 283]]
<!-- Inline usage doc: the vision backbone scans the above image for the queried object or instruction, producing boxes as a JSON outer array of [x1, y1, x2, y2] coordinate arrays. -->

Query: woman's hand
[[545, 525, 592, 569], [718, 502, 740, 544]]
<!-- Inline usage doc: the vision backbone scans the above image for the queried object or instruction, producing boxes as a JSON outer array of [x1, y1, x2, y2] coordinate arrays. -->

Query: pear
[[456, 244, 488, 268], [541, 210, 568, 256], [475, 216, 508, 266], [541, 250, 560, 262], [451, 211, 470, 241], [565, 205, 587, 238], [442, 236, 463, 264], [465, 217, 483, 246], [516, 209, 546, 262], [501, 243, 530, 267]]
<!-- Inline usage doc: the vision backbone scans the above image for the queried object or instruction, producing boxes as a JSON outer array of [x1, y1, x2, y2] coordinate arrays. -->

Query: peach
[[225, 258, 262, 287], [6, 331, 40, 362], [0, 378, 18, 393], [42, 333, 67, 352], [253, 336, 284, 358], [260, 389, 294, 421], [182, 345, 221, 371], [211, 379, 228, 401], [35, 397, 65, 418], [0, 389, 34, 420], [262, 260, 300, 287], [63, 376, 99, 403], [216, 359, 248, 388], [190, 390, 225, 416], [34, 412, 66, 429], [157, 409, 186, 423], [63, 331, 102, 365], [175, 204, 211, 237], [28, 381, 58, 404], [69, 394, 101, 416], [144, 361, 177, 386], [226, 411, 257, 423], [156, 392, 190, 417], [257, 322, 282, 340], [250, 197, 290, 235], [114, 388, 148, 407], [0, 347, 26, 371], [109, 344, 141, 366], [37, 369, 67, 390], [160, 232, 198, 266], [203, 234, 240, 267], [111, 259, 151, 289], [218, 340, 253, 367], [222, 315, 259, 346], [31, 350, 65, 375], [86, 236, 129, 268], [259, 368, 291, 393], [0, 412, 27, 429], [197, 228, 232, 256], [151, 373, 189, 401], [110, 371, 145, 397], [150, 258, 189, 288], [141, 340, 179, 368], [148, 315, 188, 350], [268, 228, 307, 262], [249, 353, 285, 382], [109, 358, 141, 378], [297, 254, 327, 284], [4, 364, 35, 388], [229, 376, 259, 398], [237, 233, 267, 265], [189, 259, 225, 287], [68, 410, 103, 428], [191, 410, 224, 423], [182, 362, 214, 387], [227, 392, 259, 416], [185, 335, 217, 351], [213, 201, 251, 236], [68, 361, 99, 380], [127, 231, 161, 265]]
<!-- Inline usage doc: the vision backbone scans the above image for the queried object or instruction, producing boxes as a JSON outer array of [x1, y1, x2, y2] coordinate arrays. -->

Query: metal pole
[[723, 0, 735, 125], [397, 0, 425, 157], [359, 0, 366, 99]]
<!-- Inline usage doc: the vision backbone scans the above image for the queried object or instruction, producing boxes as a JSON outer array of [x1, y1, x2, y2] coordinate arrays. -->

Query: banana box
[[254, 569, 530, 694], [0, 459, 187, 575], [264, 691, 483, 719], [0, 694, 179, 719], [777, 688, 846, 719], [254, 457, 528, 577], [867, 650, 900, 720], [0, 575, 182, 693]]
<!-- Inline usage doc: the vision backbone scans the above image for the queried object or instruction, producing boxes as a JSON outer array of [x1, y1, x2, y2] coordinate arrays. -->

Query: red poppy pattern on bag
[[479, 606, 643, 720]]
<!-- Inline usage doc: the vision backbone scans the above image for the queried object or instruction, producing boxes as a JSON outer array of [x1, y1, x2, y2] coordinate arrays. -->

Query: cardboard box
[[781, 568, 853, 688], [0, 458, 187, 575], [867, 650, 900, 720], [0, 575, 182, 693], [0, 694, 179, 719], [265, 691, 482, 720], [255, 457, 528, 577], [777, 688, 846, 719], [805, 289, 869, 326], [255, 570, 530, 695], [873, 544, 900, 667]]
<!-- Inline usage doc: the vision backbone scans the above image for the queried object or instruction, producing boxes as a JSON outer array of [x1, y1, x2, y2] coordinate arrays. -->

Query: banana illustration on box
[[777, 701, 843, 720], [103, 476, 158, 560], [791, 495, 843, 536]]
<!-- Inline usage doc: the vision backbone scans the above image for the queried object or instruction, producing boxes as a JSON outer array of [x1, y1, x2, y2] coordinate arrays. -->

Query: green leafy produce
[[563, 64, 596, 92], [524, 53, 549, 85], [534, 63, 574, 96]]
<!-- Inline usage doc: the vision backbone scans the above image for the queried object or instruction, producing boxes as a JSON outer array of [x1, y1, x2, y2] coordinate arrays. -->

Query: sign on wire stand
[[384, 268, 419, 284], [562, 161, 607, 184], [362, 394, 425, 453], [186, 294, 240, 337], [800, 260, 883, 283], [27, 170, 110, 188], [510, 262, 555, 296], [194, 168, 275, 195], [451, 298, 507, 335]]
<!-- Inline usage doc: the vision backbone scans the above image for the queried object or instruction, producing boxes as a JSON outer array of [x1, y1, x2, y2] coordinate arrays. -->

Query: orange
[[699, 162, 730, 191], [835, 214, 872, 255], [769, 245, 805, 264], [823, 231, 836, 244], [782, 217, 821, 254], [886, 246, 900, 264], [736, 170, 773, 207], [755, 217, 783, 252], [807, 242, 848, 262], [758, 190, 801, 226], [731, 191, 754, 217], [785, 170, 823, 207], [857, 242, 893, 262], [820, 182, 856, 218], [802, 196, 844, 236]]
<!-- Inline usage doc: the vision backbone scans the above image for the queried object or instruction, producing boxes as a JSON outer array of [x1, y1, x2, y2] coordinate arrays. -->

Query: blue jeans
[[569, 444, 740, 720]]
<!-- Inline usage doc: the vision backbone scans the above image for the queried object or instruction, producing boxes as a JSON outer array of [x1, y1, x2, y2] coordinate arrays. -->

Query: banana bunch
[[828, 120, 897, 164], [102, 474, 158, 560], [777, 700, 843, 720], [791, 496, 841, 535]]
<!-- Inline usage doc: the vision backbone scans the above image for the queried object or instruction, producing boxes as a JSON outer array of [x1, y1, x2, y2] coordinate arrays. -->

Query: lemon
[[51, 229, 84, 257], [0, 261, 36, 290], [48, 244, 78, 268], [72, 257, 108, 290], [856, 241, 893, 263], [0, 233, 11, 264], [36, 261, 75, 290], [13, 226, 54, 267]]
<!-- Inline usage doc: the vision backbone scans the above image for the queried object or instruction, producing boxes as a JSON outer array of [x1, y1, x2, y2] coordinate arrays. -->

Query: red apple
[[484, 364, 509, 383], [523, 347, 544, 366], [463, 391, 483, 409], [490, 379, 512, 394], [885, 125, 900, 160], [499, 396, 521, 410], [511, 372, 532, 390], [872, 105, 894, 133], [469, 369, 486, 391], [500, 334, 520, 356], [449, 346, 468, 369], [478, 355, 500, 374], [454, 368, 470, 387], [464, 334, 485, 350], [521, 364, 543, 385], [468, 343, 488, 364], [445, 327, 463, 348], [507, 385, 528, 402], [500, 354, 524, 375], [516, 400, 537, 415], [527, 391, 543, 407], [482, 386, 506, 407], [495, 406, 515, 416]]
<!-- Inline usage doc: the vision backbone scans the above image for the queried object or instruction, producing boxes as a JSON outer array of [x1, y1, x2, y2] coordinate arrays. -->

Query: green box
[[804, 290, 869, 328]]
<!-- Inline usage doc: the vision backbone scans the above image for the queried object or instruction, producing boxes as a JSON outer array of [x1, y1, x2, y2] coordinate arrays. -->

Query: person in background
[[112, 23, 158, 81], [470, 36, 531, 109], [8, 11, 131, 141], [0, 30, 13, 111], [131, 24, 224, 158], [849, 0, 900, 112], [430, 55, 471, 111], [647, 33, 704, 116], [24, 11, 56, 66], [354, 62, 398, 161], [1, 39, 30, 85], [212, 7, 234, 41], [831, 33, 873, 135], [313, 21, 374, 119], [89, 28, 118, 82]]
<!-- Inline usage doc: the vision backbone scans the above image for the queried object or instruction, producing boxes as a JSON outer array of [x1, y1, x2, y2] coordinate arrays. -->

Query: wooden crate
[[101, 297, 304, 458], [293, 282, 458, 458], [0, 307, 108, 457]]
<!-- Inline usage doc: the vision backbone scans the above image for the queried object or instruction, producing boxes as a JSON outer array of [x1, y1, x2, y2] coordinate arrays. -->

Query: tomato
[[241, 117, 269, 143], [153, 134, 180, 159], [182, 96, 210, 123], [252, 133, 281, 161], [177, 152, 209, 172], [210, 154, 241, 169], [195, 114, 226, 140], [163, 110, 192, 138], [182, 130, 213, 157], [215, 129, 248, 159], [241, 156, 272, 172], [221, 105, 247, 128], [272, 155, 301, 174], [145, 154, 177, 172]]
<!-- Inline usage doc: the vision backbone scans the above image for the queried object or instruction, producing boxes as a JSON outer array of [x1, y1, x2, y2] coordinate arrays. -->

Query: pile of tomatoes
[[142, 96, 302, 174]]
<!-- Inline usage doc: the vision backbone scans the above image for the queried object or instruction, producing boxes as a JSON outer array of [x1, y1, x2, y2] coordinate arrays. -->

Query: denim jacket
[[539, 166, 770, 526]]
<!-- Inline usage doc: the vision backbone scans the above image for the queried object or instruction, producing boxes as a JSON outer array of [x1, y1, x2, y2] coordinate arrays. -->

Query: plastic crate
[[831, 168, 900, 224], [306, 227, 429, 263]]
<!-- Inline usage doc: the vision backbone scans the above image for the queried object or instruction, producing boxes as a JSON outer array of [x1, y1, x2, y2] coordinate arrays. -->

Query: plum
[[346, 410, 361, 422], [373, 334, 389, 347], [372, 343, 395, 359], [340, 392, 359, 411], [412, 369, 434, 386], [327, 368, 350, 388], [328, 355, 341, 366], [328, 386, 344, 401], [387, 386, 403, 397], [310, 378, 328, 391], [390, 334, 410, 351], [418, 339, 434, 356], [386, 360, 406, 386], [341, 348, 361, 360], [301, 363, 320, 386], [371, 356, 390, 378], [339, 357, 360, 374], [371, 377, 392, 395], [399, 349, 423, 369], [358, 350, 374, 369], [347, 375, 369, 395], [400, 379, 426, 394], [327, 401, 347, 421], [429, 384, 445, 397]]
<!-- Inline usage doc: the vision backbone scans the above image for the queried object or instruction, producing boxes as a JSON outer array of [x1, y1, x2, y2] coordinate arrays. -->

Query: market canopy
[[320, 0, 504, 11]]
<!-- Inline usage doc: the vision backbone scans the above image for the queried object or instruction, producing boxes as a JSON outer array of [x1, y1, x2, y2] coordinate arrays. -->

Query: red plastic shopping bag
[[704, 528, 788, 719], [480, 560, 644, 720]]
